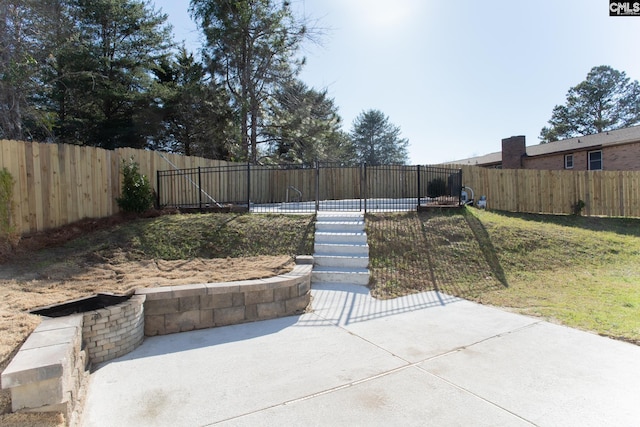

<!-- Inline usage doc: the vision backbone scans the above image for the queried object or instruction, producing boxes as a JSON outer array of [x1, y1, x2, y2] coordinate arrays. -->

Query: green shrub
[[0, 168, 19, 252], [0, 168, 15, 236], [427, 177, 447, 198], [116, 158, 154, 213]]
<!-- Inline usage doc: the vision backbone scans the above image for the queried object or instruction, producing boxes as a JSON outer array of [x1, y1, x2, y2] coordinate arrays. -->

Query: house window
[[564, 154, 574, 169], [588, 151, 602, 170]]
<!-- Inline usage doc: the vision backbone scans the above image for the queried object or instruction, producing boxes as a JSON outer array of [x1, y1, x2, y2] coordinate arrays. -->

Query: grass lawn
[[2, 207, 639, 425], [367, 208, 640, 345]]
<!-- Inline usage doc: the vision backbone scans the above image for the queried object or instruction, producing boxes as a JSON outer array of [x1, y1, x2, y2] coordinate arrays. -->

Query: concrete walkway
[[81, 284, 640, 426]]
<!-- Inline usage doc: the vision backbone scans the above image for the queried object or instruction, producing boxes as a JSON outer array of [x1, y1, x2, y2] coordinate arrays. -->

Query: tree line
[[0, 0, 409, 165]]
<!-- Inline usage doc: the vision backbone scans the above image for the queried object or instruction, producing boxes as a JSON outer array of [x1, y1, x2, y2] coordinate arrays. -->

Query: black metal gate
[[316, 162, 364, 211]]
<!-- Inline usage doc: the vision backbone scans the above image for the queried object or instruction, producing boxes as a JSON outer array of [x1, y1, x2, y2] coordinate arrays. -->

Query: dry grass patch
[[0, 212, 315, 421]]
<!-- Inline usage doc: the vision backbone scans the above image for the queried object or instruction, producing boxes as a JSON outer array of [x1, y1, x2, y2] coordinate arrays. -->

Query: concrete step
[[313, 254, 369, 269], [316, 213, 365, 222], [311, 267, 370, 286], [313, 212, 369, 286], [314, 231, 367, 245], [313, 242, 369, 256], [315, 221, 365, 233]]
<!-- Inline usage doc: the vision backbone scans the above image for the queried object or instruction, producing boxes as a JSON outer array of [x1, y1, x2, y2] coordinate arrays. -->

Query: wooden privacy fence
[[460, 165, 640, 217], [0, 140, 230, 234]]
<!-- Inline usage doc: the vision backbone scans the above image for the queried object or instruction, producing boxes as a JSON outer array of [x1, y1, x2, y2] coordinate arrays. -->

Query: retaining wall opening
[[30, 293, 131, 318]]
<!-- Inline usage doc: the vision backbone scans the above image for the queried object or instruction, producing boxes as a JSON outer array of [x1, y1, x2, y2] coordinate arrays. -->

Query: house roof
[[449, 151, 501, 166], [449, 125, 640, 166]]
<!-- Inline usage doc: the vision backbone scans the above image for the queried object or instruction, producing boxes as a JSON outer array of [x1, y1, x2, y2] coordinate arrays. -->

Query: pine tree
[[540, 66, 640, 143], [350, 109, 409, 165]]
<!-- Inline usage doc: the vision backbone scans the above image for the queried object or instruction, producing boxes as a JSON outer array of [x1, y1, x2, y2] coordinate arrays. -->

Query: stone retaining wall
[[0, 315, 88, 419], [82, 294, 146, 364], [1, 258, 313, 420], [137, 262, 312, 336]]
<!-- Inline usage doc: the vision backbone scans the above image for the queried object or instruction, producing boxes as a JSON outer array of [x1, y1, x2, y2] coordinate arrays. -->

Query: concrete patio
[[81, 283, 640, 426]]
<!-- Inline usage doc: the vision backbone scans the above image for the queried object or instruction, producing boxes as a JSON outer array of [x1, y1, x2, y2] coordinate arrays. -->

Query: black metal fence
[[157, 163, 462, 213]]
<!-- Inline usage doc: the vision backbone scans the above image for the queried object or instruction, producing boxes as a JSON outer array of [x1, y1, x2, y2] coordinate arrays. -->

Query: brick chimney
[[501, 136, 526, 169]]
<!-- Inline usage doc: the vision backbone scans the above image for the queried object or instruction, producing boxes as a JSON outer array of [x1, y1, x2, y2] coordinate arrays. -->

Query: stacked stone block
[[138, 262, 312, 336], [82, 294, 146, 365], [0, 315, 88, 418]]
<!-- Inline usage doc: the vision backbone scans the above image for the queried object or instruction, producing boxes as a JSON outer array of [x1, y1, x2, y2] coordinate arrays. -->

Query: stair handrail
[[286, 185, 302, 203]]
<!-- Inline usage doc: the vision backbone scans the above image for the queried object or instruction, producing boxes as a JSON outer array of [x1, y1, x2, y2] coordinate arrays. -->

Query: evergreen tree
[[53, 0, 173, 148], [263, 79, 346, 164], [0, 0, 58, 140], [350, 109, 409, 165], [190, 0, 308, 163], [540, 65, 640, 143], [151, 48, 236, 159]]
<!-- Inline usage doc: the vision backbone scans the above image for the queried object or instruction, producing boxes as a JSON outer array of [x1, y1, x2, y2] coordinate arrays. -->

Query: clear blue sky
[[152, 0, 640, 164]]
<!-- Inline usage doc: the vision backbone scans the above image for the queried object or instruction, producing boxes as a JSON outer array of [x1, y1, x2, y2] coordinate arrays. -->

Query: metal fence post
[[247, 162, 251, 210], [358, 164, 362, 212], [156, 170, 161, 208], [417, 164, 421, 209], [197, 167, 202, 208], [315, 161, 320, 213], [458, 168, 463, 205], [363, 162, 367, 214]]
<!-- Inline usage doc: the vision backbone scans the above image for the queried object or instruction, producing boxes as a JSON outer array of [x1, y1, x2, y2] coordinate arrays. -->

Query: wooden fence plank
[[32, 142, 45, 231], [546, 170, 555, 214], [83, 145, 93, 219], [74, 145, 85, 221], [5, 141, 23, 232], [67, 144, 78, 223], [23, 142, 37, 232], [89, 146, 99, 218], [15, 141, 28, 232], [633, 172, 640, 217], [109, 150, 118, 213], [56, 144, 68, 226], [97, 148, 107, 217], [51, 144, 63, 227], [591, 172, 599, 216], [38, 144, 52, 229]]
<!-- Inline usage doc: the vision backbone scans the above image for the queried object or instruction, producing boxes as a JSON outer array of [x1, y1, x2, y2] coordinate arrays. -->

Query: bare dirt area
[[0, 213, 295, 425]]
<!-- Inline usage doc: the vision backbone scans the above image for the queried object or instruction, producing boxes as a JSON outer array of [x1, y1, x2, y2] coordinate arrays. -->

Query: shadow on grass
[[462, 209, 509, 288], [416, 210, 507, 299], [495, 210, 640, 238], [367, 209, 507, 300], [296, 214, 316, 256]]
